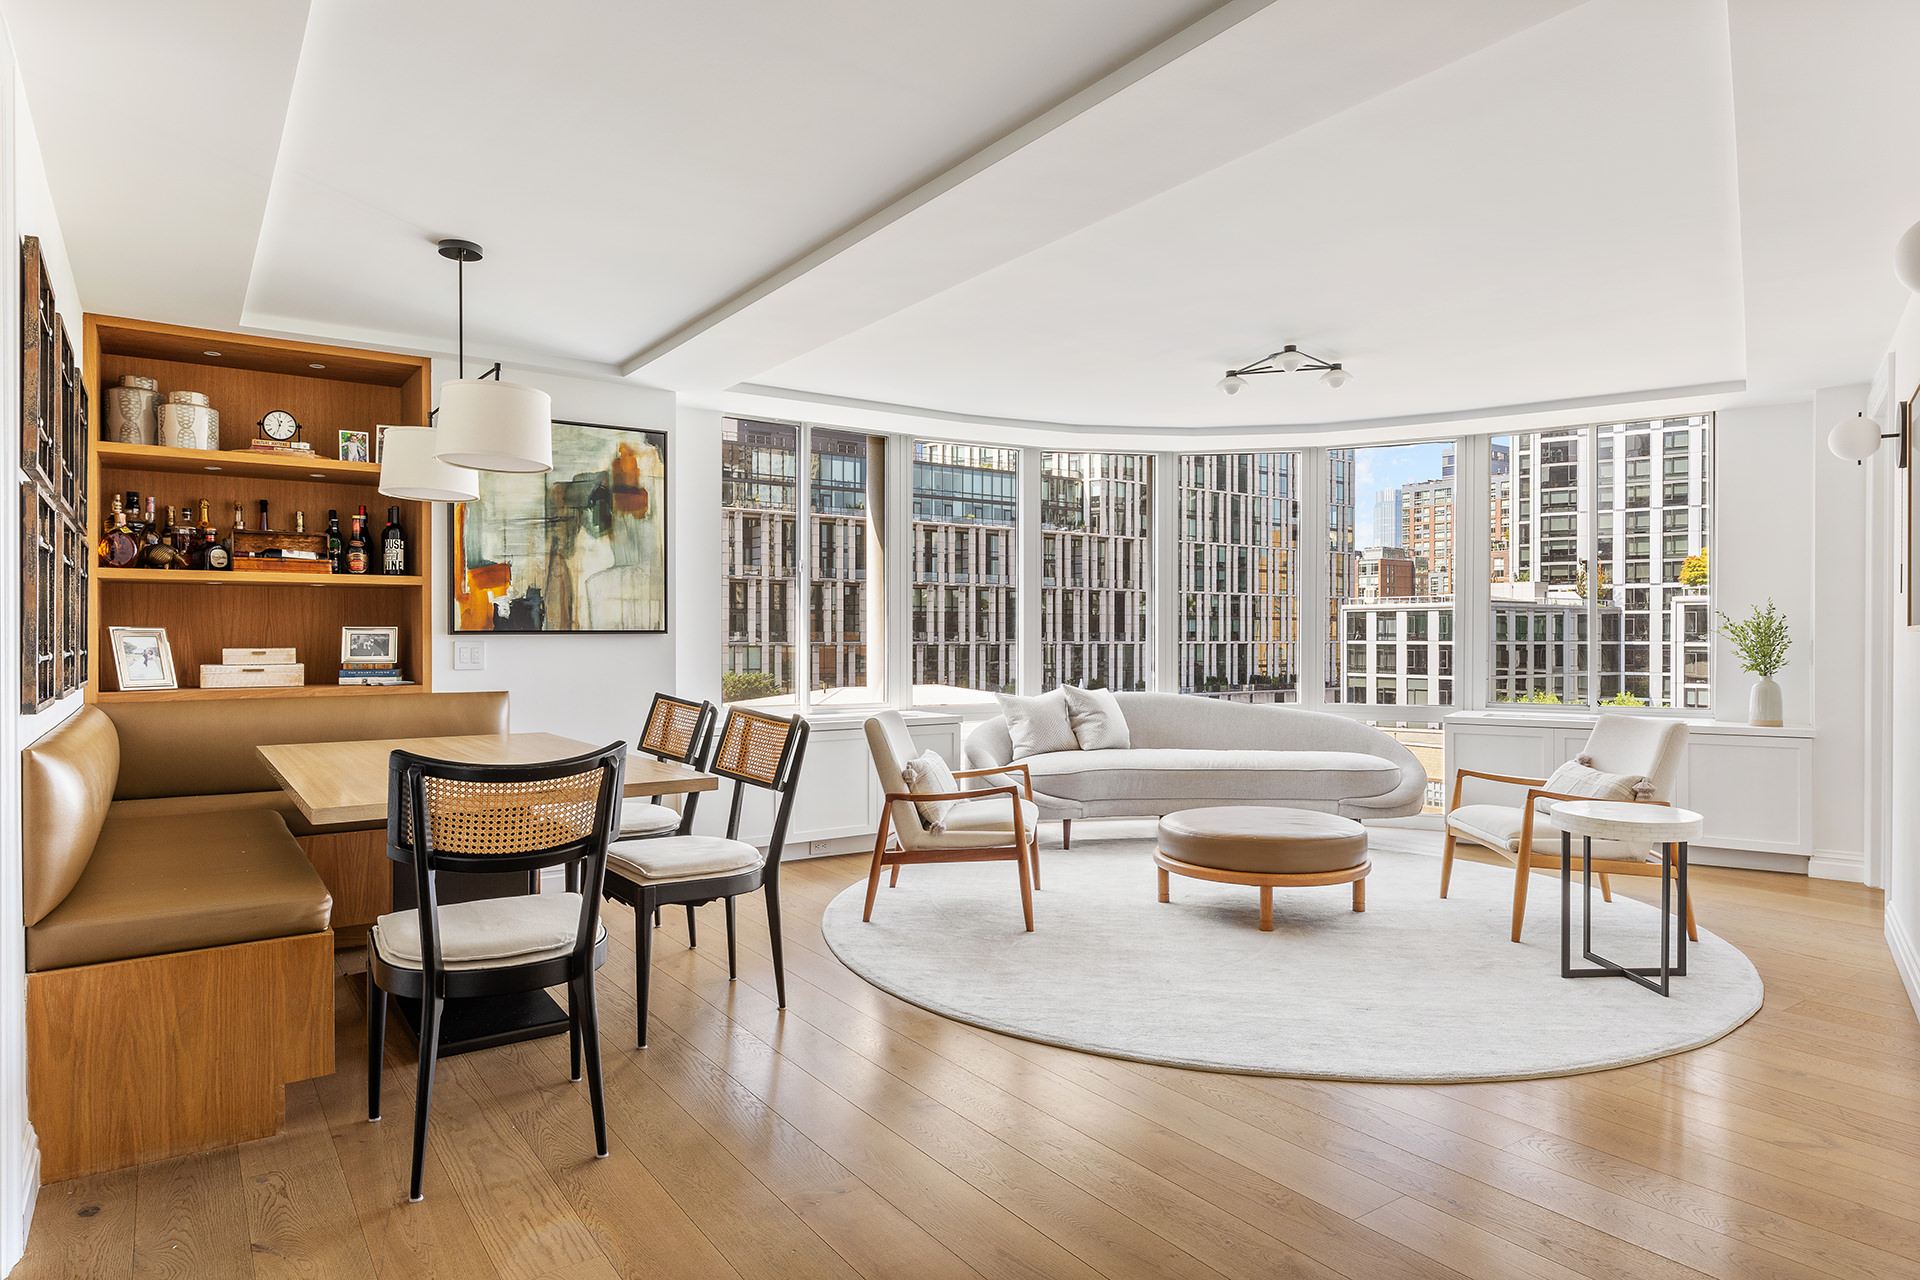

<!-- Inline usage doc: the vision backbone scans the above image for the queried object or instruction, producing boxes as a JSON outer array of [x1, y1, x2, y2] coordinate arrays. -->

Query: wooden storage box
[[199, 663, 304, 689], [222, 647, 297, 664], [231, 555, 331, 576]]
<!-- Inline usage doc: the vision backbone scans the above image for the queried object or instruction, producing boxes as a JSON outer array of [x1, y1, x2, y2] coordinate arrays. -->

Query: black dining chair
[[617, 693, 718, 941], [367, 742, 626, 1202], [601, 706, 809, 1047]]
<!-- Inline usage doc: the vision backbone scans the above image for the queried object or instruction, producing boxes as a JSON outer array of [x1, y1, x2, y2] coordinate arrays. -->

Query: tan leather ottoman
[[1155, 807, 1370, 930]]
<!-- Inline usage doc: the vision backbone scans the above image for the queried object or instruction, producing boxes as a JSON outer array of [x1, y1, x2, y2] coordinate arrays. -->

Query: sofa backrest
[[21, 707, 119, 926], [102, 690, 511, 800]]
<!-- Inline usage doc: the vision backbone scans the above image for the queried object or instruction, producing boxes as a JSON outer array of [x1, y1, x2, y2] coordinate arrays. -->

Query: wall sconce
[[1827, 406, 1907, 467]]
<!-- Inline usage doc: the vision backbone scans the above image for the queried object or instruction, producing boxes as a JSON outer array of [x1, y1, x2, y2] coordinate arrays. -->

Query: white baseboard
[[19, 1123, 36, 1256], [1687, 846, 1809, 875], [1807, 848, 1869, 883], [1888, 906, 1920, 1022]]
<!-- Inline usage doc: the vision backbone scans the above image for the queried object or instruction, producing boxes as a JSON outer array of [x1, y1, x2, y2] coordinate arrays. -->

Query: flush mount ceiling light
[[1218, 344, 1351, 393], [1826, 408, 1908, 467], [428, 238, 552, 473]]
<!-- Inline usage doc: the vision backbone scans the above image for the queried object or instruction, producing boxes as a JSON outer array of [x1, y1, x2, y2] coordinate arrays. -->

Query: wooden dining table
[[258, 731, 718, 1056]]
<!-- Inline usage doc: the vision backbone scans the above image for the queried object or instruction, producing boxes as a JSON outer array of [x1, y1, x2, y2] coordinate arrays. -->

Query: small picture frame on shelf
[[108, 626, 176, 691], [374, 423, 393, 463], [339, 429, 370, 463], [341, 624, 399, 664]]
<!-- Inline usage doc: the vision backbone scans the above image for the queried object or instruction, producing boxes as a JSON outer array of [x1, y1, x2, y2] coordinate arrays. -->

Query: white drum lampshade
[[433, 378, 553, 473], [378, 425, 480, 502], [1827, 412, 1884, 462]]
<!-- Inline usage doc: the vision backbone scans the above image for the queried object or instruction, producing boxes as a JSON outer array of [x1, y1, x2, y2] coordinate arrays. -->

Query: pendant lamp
[[429, 239, 553, 474], [377, 425, 479, 501]]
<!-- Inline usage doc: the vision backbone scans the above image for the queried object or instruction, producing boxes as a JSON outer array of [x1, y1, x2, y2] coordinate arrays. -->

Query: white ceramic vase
[[158, 402, 216, 450], [1748, 675, 1782, 727], [103, 375, 160, 445]]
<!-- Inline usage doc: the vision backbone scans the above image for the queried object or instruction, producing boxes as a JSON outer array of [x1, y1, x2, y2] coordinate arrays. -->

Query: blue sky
[[1352, 442, 1451, 546]]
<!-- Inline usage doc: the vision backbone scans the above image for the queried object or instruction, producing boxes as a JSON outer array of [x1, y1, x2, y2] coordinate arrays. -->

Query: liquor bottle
[[171, 507, 196, 560], [97, 494, 138, 568], [140, 505, 181, 569], [295, 510, 306, 535], [142, 496, 159, 548], [123, 491, 146, 545], [381, 506, 405, 575], [202, 525, 231, 572], [346, 507, 369, 574], [258, 500, 271, 533], [197, 498, 216, 546], [325, 510, 343, 574], [232, 502, 246, 533]]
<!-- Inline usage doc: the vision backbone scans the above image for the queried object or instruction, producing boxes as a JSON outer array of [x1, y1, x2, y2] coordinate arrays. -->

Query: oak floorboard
[[15, 1168, 138, 1280], [131, 1147, 250, 1280], [238, 1083, 380, 1280]]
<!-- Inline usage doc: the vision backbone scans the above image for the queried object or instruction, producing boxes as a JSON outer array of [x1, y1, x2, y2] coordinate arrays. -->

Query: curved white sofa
[[962, 692, 1426, 834]]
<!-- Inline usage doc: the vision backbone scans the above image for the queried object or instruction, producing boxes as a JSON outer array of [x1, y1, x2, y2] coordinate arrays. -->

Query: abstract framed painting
[[451, 419, 668, 633]]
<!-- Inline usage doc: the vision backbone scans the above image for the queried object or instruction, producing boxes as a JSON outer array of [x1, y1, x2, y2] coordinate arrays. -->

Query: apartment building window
[[1334, 440, 1454, 708], [1180, 452, 1297, 699], [1041, 452, 1151, 691], [913, 441, 1018, 700], [724, 419, 885, 707]]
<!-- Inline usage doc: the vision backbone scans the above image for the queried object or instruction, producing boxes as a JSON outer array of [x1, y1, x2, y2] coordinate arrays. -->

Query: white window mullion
[[1298, 447, 1330, 709], [1151, 452, 1178, 692], [1455, 437, 1491, 711], [1016, 446, 1042, 695]]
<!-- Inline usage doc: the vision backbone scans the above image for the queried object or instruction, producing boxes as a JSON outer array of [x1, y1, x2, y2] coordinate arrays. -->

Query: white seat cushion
[[897, 795, 1040, 851], [373, 892, 601, 971], [1025, 748, 1402, 804], [609, 834, 764, 884], [617, 801, 683, 837], [1447, 803, 1656, 863]]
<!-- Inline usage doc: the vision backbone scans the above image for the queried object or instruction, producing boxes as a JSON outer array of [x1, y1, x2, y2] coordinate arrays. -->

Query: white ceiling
[[7, 0, 1920, 437]]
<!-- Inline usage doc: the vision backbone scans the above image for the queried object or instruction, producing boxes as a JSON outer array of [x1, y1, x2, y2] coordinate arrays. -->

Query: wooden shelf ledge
[[95, 441, 387, 486], [96, 568, 422, 588]]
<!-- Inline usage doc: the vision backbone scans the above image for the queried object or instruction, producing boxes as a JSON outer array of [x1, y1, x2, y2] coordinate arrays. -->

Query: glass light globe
[[1320, 365, 1352, 389], [1897, 220, 1920, 293], [1275, 347, 1308, 374], [1827, 413, 1882, 461], [1217, 373, 1245, 395]]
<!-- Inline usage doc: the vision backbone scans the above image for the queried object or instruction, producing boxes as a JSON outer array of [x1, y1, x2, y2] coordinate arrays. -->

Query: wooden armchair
[[862, 710, 1039, 931], [1442, 715, 1695, 943]]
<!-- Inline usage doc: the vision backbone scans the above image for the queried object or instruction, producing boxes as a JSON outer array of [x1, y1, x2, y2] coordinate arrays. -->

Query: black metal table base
[[1560, 831, 1688, 997], [392, 990, 569, 1058]]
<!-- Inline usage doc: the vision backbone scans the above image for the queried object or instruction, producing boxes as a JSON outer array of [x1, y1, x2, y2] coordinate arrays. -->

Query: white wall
[[1, 24, 86, 1268], [1877, 296, 1920, 1013], [427, 362, 692, 750]]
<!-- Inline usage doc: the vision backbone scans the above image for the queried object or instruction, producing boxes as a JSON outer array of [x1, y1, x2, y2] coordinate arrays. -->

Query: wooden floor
[[15, 831, 1920, 1280]]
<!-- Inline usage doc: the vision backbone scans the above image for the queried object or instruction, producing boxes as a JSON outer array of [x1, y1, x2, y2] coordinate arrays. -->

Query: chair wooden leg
[[1440, 831, 1456, 898], [685, 903, 697, 948], [862, 824, 890, 922], [889, 864, 901, 887], [1062, 819, 1072, 850], [366, 974, 386, 1123], [765, 881, 788, 1009], [724, 896, 738, 980], [409, 994, 443, 1202], [1015, 845, 1034, 932], [637, 894, 654, 1049], [1598, 872, 1614, 903], [1030, 836, 1041, 890], [1509, 859, 1531, 943], [567, 978, 581, 1083], [571, 973, 609, 1158]]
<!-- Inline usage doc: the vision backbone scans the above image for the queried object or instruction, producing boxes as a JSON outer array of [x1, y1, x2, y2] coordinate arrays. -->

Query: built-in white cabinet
[[711, 709, 963, 856], [1443, 710, 1815, 872]]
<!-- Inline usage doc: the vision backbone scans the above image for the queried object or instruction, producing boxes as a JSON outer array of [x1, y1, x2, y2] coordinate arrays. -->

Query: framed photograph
[[342, 625, 399, 664], [339, 429, 371, 463], [450, 418, 668, 633], [109, 626, 176, 691], [374, 423, 393, 463]]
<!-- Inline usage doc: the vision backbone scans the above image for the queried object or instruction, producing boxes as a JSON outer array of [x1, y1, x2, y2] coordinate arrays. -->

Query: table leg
[[1564, 836, 1685, 998], [1259, 886, 1273, 932], [1157, 867, 1169, 903]]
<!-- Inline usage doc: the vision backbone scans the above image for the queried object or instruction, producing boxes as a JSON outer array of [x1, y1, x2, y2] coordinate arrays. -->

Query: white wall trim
[[1888, 905, 1920, 1021], [1807, 848, 1869, 883]]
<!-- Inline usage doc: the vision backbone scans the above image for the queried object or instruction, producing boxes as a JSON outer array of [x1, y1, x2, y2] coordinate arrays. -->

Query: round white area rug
[[820, 826, 1763, 1082]]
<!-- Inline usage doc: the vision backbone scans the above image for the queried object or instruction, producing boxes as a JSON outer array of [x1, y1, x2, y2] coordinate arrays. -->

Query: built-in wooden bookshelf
[[83, 316, 434, 701]]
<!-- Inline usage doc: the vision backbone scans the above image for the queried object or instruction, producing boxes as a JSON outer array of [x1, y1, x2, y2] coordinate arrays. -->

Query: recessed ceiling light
[[309, 473, 325, 478], [204, 466, 221, 471], [309, 363, 325, 370], [203, 350, 221, 357]]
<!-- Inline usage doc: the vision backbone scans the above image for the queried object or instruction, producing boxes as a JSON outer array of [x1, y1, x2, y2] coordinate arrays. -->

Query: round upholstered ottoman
[[1155, 807, 1370, 930]]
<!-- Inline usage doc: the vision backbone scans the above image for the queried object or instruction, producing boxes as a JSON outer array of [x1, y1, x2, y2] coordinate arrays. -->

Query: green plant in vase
[[1715, 599, 1790, 726]]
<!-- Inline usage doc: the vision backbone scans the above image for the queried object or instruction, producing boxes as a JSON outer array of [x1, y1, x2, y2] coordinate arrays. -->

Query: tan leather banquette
[[20, 690, 509, 1181]]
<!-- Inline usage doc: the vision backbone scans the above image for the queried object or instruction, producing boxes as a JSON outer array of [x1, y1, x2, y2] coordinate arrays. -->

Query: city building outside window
[[1333, 441, 1455, 708], [1041, 452, 1150, 691], [1178, 452, 1299, 700], [913, 441, 1018, 702]]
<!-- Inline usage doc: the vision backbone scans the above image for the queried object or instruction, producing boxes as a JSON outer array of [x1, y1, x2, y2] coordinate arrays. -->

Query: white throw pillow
[[900, 750, 959, 832], [995, 689, 1078, 760], [1538, 758, 1654, 816], [1060, 684, 1131, 751]]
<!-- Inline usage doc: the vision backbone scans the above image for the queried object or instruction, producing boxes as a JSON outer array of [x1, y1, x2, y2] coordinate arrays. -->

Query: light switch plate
[[452, 640, 484, 671]]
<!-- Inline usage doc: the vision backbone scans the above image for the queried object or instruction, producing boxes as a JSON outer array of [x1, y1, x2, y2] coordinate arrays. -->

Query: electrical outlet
[[452, 640, 485, 671]]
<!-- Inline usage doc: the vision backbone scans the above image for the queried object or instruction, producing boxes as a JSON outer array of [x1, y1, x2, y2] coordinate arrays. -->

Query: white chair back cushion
[[1581, 715, 1687, 800], [865, 711, 930, 846]]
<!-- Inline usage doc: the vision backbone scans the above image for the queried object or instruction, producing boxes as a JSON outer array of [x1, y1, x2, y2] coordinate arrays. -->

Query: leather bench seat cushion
[[26, 806, 333, 972], [1158, 806, 1368, 875], [107, 790, 381, 838], [1026, 749, 1402, 804]]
